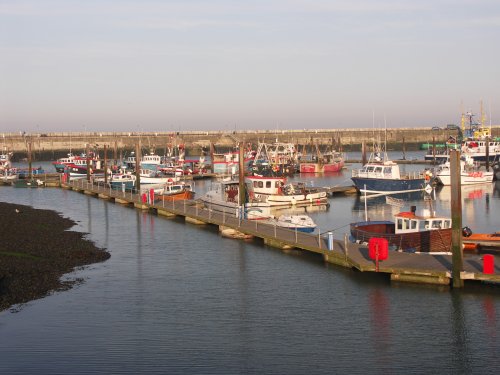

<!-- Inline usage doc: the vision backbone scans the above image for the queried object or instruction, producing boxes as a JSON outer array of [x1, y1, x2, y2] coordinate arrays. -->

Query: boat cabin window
[[410, 220, 417, 230], [383, 167, 392, 174], [424, 220, 430, 229], [397, 218, 418, 231], [443, 220, 451, 229], [366, 166, 375, 173], [431, 220, 442, 229], [397, 218, 404, 230], [266, 181, 271, 188]]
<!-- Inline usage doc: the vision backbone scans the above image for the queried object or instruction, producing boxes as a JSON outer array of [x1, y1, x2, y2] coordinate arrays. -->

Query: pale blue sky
[[1, 0, 499, 132]]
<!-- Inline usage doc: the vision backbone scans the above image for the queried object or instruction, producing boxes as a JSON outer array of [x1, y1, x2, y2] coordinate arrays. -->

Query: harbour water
[[1, 151, 499, 374]]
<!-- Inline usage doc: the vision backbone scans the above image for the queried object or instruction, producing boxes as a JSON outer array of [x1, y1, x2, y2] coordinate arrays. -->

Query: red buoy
[[368, 238, 389, 261], [483, 254, 495, 274], [368, 238, 389, 272]]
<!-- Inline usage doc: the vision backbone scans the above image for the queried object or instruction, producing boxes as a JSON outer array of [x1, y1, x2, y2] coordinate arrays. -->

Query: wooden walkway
[[63, 179, 500, 287]]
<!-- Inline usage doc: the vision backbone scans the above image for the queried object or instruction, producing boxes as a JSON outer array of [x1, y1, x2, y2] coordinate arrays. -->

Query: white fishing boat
[[246, 176, 328, 207], [0, 168, 18, 184], [140, 152, 162, 170], [199, 178, 271, 219], [459, 106, 500, 163], [139, 169, 179, 185], [434, 155, 494, 185], [0, 151, 13, 169], [158, 161, 185, 177], [109, 173, 137, 191]]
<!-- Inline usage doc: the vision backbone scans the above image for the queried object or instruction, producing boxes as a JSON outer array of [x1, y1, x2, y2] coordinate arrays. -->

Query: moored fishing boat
[[199, 178, 271, 219], [459, 107, 500, 163], [299, 143, 345, 173], [299, 151, 345, 173], [247, 176, 328, 207], [351, 151, 427, 195], [140, 151, 162, 170], [350, 206, 453, 253], [0, 168, 18, 184], [212, 149, 255, 175], [158, 161, 186, 177], [139, 169, 179, 185], [251, 142, 298, 177], [0, 151, 13, 169], [157, 181, 194, 201], [434, 155, 494, 185], [52, 153, 77, 172], [53, 152, 101, 173], [109, 173, 136, 191]]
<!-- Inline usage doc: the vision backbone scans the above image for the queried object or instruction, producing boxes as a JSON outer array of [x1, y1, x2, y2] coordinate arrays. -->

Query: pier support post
[[135, 142, 141, 193], [450, 150, 464, 288], [485, 136, 490, 171], [86, 143, 90, 182], [361, 141, 367, 165], [104, 144, 108, 185], [28, 140, 33, 180]]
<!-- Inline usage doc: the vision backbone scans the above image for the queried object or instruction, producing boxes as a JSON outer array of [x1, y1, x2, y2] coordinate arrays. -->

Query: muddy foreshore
[[0, 202, 110, 312]]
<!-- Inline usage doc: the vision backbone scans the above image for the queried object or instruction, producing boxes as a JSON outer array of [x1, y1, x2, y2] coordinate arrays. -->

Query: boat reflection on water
[[435, 183, 494, 203], [352, 191, 426, 212]]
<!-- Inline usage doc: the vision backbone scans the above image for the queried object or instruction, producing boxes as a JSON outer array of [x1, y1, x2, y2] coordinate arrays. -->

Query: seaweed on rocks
[[0, 202, 110, 312]]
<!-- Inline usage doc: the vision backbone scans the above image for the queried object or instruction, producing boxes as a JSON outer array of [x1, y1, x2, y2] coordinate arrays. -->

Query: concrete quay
[[4, 126, 500, 159]]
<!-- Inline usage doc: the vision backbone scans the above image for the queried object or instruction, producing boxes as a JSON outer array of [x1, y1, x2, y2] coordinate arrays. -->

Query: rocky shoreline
[[0, 202, 110, 312]]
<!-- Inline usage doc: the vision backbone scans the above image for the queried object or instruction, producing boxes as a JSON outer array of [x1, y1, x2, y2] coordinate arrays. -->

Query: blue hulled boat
[[351, 152, 428, 195]]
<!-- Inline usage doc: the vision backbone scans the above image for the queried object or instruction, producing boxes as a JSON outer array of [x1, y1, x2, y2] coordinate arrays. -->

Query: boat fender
[[462, 226, 473, 237]]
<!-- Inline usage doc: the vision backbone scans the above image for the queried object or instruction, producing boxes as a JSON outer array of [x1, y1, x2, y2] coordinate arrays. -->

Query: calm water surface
[[1, 152, 499, 374]]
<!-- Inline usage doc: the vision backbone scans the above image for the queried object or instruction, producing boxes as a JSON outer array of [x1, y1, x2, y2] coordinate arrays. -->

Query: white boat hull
[[436, 171, 494, 185]]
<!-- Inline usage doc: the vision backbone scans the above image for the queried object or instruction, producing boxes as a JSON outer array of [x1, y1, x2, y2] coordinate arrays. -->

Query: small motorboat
[[267, 214, 317, 233], [157, 181, 194, 201], [462, 228, 500, 252]]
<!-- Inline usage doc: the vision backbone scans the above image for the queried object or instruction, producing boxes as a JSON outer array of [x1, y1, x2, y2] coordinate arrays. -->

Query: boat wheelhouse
[[140, 152, 162, 170]]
